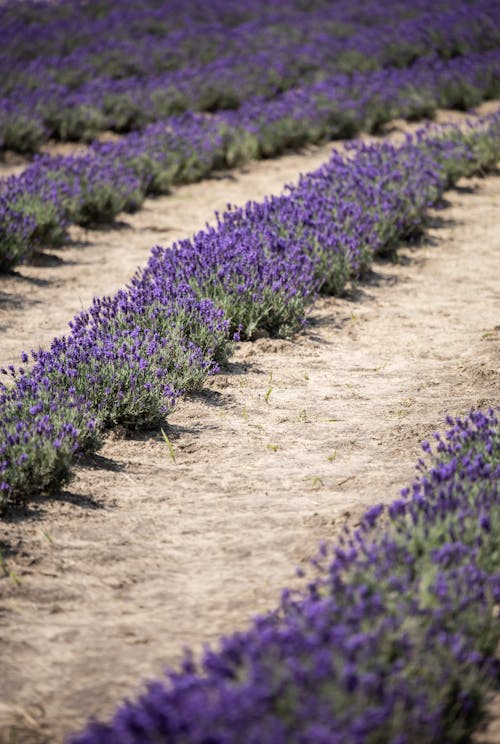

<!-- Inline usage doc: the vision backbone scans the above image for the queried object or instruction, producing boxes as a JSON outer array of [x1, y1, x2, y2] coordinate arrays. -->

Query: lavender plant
[[0, 375, 98, 502], [0, 118, 498, 506], [134, 217, 318, 340], [1, 0, 498, 151], [2, 49, 500, 271], [0, 281, 231, 508], [0, 197, 37, 271], [68, 409, 500, 743], [421, 118, 500, 187]]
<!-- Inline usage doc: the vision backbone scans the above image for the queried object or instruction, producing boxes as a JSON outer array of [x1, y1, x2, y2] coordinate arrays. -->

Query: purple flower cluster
[[69, 409, 500, 743], [0, 0, 498, 151], [0, 379, 95, 499], [133, 136, 447, 342], [0, 279, 230, 501], [0, 188, 40, 272], [1, 118, 498, 507], [2, 49, 500, 271]]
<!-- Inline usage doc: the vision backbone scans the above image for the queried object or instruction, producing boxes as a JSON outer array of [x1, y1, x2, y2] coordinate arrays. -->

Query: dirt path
[[1, 102, 500, 742]]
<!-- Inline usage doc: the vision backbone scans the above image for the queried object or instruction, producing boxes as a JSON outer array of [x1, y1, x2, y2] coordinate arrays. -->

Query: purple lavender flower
[[67, 409, 499, 743]]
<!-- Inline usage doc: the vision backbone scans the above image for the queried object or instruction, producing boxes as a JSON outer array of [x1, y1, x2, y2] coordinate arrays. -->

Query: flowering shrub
[[2, 49, 500, 270], [0, 0, 498, 151], [0, 167, 72, 269], [68, 409, 500, 743], [0, 196, 37, 272], [134, 218, 318, 340], [0, 378, 98, 500], [0, 281, 230, 506], [0, 118, 499, 508]]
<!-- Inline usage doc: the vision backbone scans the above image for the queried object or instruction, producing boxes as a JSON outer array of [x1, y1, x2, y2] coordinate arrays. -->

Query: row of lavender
[[2, 48, 500, 272], [2, 0, 498, 153], [69, 407, 500, 743], [3, 0, 493, 78], [0, 0, 329, 66], [1, 116, 499, 507]]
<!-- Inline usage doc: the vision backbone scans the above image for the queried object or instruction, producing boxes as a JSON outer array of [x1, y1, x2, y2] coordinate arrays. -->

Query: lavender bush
[[2, 50, 500, 271], [133, 219, 317, 341], [0, 282, 231, 505], [0, 195, 38, 272], [68, 409, 500, 743], [0, 0, 498, 151], [0, 118, 498, 508], [0, 376, 98, 500], [0, 169, 69, 269]]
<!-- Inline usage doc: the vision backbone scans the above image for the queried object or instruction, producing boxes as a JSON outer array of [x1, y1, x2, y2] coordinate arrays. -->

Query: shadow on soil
[[0, 487, 107, 528], [29, 251, 66, 268], [0, 289, 39, 317], [2, 270, 50, 288]]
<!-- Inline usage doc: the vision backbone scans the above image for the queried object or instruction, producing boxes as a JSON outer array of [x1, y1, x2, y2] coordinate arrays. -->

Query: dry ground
[[0, 107, 499, 742]]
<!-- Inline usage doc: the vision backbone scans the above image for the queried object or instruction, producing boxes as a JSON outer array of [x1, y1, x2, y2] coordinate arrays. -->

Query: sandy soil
[[0, 112, 499, 742]]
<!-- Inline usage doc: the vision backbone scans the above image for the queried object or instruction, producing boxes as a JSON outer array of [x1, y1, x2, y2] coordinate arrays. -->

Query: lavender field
[[0, 1, 499, 742]]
